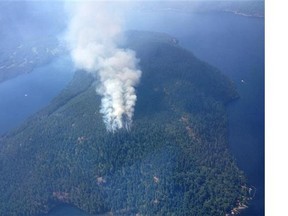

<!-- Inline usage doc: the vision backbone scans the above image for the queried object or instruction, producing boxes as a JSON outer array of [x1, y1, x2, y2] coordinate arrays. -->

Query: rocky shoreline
[[227, 185, 256, 215]]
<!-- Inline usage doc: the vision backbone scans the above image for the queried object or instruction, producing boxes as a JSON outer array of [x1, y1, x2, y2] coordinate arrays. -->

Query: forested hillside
[[0, 31, 250, 216]]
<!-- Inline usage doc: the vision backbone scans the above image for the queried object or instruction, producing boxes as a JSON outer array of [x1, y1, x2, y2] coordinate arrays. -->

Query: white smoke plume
[[64, 1, 142, 132]]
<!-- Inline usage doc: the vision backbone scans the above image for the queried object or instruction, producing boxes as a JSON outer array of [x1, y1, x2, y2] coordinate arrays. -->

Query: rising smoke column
[[65, 2, 141, 132]]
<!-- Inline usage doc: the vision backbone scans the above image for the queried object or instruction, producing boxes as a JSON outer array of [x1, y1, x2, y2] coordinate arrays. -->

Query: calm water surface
[[0, 56, 74, 135]]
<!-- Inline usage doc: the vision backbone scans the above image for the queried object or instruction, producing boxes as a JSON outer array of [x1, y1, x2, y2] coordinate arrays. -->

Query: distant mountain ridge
[[0, 31, 250, 216]]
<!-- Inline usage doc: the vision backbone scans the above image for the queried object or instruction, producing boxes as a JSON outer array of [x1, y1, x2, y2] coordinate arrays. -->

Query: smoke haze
[[64, 1, 142, 132]]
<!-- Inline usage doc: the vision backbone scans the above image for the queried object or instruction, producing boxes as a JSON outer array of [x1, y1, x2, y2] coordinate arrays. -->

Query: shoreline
[[224, 10, 264, 18], [227, 185, 256, 215]]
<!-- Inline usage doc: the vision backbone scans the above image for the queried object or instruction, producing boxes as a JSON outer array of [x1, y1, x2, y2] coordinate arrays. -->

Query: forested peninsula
[[0, 31, 251, 216]]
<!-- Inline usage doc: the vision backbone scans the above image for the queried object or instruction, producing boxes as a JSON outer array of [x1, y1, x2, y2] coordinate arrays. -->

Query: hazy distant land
[[135, 1, 264, 18], [0, 1, 263, 84]]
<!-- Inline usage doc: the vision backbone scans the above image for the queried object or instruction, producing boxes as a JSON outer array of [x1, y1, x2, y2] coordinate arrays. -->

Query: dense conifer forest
[[0, 31, 250, 215]]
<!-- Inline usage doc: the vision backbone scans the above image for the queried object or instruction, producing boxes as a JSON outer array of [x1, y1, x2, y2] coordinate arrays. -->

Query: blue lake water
[[41, 205, 88, 216], [0, 11, 264, 216], [0, 56, 74, 135]]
